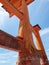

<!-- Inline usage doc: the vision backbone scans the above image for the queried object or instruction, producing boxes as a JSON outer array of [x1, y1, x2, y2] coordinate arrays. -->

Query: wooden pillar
[[31, 25, 48, 65], [18, 0, 36, 53]]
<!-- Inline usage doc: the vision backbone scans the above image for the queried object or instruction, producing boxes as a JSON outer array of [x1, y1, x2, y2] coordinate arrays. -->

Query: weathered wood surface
[[0, 30, 43, 65], [0, 0, 23, 19], [0, 30, 24, 51]]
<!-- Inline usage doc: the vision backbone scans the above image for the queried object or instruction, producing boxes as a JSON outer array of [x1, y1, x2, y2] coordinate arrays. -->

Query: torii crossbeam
[[0, 0, 49, 65]]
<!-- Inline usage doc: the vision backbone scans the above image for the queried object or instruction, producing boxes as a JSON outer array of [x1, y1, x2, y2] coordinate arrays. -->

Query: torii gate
[[0, 0, 49, 65]]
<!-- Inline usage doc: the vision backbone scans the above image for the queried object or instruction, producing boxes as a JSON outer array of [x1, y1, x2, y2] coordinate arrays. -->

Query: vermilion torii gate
[[0, 0, 49, 65]]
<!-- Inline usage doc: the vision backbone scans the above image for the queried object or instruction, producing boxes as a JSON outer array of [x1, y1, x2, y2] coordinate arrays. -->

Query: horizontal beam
[[10, 0, 34, 10], [0, 0, 23, 20], [10, 0, 34, 5], [0, 30, 24, 51]]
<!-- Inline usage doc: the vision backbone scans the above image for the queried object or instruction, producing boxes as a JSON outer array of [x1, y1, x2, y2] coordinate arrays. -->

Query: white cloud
[[0, 3, 3, 7], [12, 53, 18, 58], [0, 51, 17, 56], [0, 60, 7, 63], [39, 27, 49, 36], [46, 49, 49, 52], [0, 51, 18, 60], [39, 28, 49, 60], [0, 51, 18, 64], [0, 9, 8, 28]]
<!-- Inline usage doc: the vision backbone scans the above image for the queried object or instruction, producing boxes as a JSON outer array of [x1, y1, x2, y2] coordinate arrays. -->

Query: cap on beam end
[[33, 24, 41, 31]]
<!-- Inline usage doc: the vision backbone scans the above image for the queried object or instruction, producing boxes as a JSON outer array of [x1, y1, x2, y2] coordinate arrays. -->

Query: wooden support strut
[[30, 25, 48, 65]]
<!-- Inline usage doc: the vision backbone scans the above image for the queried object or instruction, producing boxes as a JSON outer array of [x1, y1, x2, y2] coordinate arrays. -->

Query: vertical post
[[18, 0, 36, 53]]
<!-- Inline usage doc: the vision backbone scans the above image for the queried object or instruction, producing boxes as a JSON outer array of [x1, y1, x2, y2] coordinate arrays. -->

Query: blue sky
[[0, 0, 49, 65]]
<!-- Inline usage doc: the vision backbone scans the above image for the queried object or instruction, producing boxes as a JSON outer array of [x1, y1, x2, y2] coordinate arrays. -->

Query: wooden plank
[[0, 30, 24, 51]]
